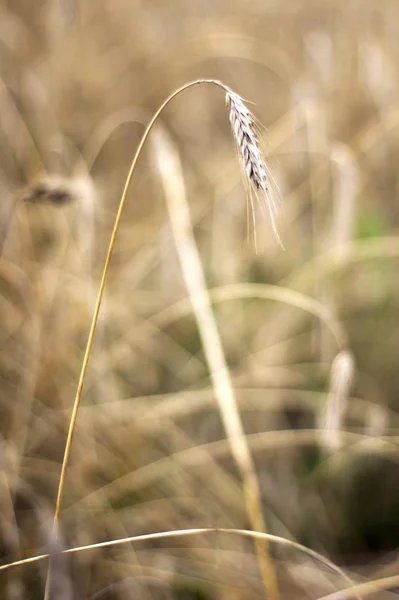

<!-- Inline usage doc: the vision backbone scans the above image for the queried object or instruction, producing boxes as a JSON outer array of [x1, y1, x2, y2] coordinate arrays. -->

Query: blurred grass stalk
[[152, 122, 278, 600]]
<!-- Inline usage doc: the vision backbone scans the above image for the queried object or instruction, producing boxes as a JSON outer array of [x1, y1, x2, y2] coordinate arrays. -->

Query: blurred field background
[[1, 0, 399, 598]]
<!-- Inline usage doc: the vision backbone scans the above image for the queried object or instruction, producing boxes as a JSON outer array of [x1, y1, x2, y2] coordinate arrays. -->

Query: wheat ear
[[226, 90, 282, 247], [46, 80, 280, 600]]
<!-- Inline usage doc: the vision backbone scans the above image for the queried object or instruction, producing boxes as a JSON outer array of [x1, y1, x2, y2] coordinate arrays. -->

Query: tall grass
[[1, 1, 399, 599]]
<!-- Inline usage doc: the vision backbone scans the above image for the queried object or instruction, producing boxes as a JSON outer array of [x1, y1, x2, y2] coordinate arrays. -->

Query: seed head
[[21, 176, 75, 206], [225, 90, 282, 246], [226, 92, 268, 190]]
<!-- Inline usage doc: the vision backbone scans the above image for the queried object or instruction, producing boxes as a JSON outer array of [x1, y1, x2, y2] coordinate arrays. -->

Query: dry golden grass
[[1, 1, 399, 599]]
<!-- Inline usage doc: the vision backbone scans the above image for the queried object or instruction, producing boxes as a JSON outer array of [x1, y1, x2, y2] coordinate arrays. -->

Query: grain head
[[225, 90, 282, 246]]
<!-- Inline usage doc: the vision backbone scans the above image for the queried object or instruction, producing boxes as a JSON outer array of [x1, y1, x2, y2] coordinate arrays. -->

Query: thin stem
[[44, 80, 227, 599], [2, 527, 356, 596], [52, 78, 226, 526]]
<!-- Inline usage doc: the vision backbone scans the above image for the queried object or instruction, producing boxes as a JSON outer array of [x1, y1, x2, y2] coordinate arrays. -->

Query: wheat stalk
[[45, 79, 281, 600]]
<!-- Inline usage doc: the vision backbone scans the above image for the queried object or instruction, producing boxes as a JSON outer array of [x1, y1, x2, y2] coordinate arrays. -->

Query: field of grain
[[1, 1, 399, 599]]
